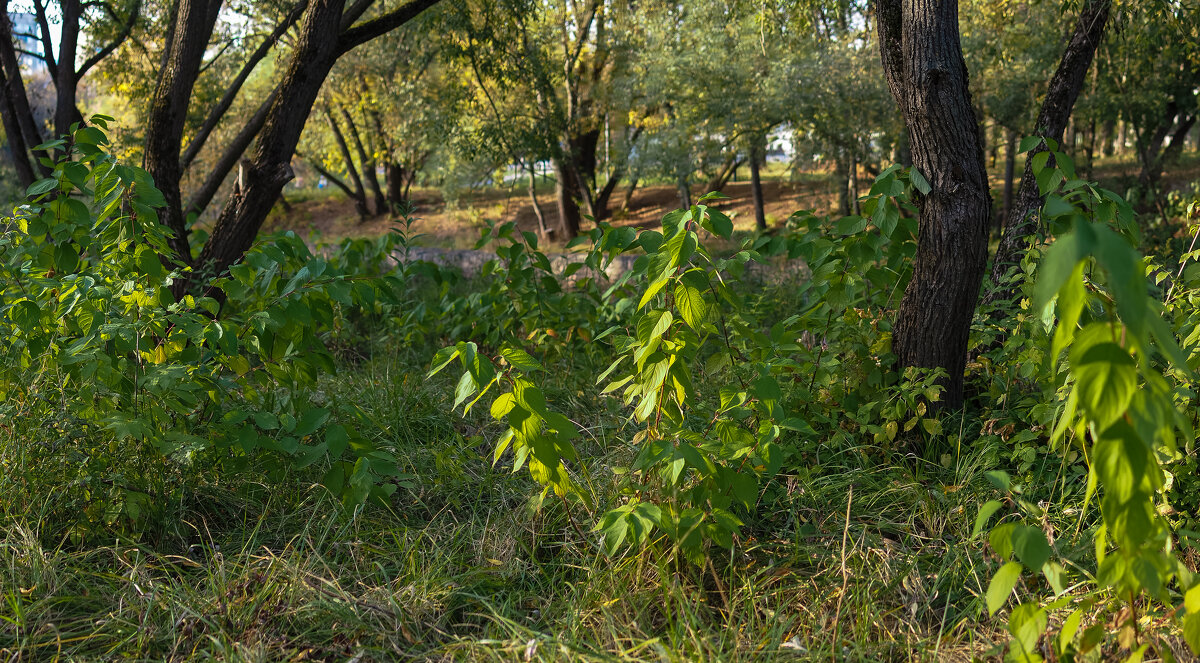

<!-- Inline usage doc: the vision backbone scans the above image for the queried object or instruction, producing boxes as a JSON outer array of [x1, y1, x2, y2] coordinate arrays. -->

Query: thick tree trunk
[[749, 140, 766, 232], [988, 0, 1110, 300], [54, 0, 82, 139], [142, 0, 223, 263], [877, 0, 992, 409], [195, 0, 348, 285]]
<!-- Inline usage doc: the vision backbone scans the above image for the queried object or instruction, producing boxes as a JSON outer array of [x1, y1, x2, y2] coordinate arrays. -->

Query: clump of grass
[[0, 334, 1024, 661]]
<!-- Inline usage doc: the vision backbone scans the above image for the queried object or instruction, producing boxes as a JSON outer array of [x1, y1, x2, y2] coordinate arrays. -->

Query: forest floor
[[262, 155, 1200, 252]]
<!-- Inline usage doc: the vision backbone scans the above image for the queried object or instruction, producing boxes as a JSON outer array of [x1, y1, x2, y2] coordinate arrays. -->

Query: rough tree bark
[[877, 0, 992, 408], [142, 0, 224, 261], [552, 156, 583, 238], [987, 0, 1110, 301]]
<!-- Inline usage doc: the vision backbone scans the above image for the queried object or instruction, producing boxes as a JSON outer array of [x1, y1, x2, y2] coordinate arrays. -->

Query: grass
[[0, 329, 1024, 662]]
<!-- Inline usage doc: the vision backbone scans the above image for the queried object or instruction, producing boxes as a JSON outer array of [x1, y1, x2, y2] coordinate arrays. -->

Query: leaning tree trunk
[[194, 0, 349, 287], [988, 0, 1110, 301], [877, 0, 992, 409]]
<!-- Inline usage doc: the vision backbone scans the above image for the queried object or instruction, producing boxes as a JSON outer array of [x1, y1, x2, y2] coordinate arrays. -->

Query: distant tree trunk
[[1001, 127, 1017, 232], [988, 0, 1110, 302], [704, 152, 743, 193], [553, 156, 582, 239], [1137, 108, 1197, 193], [527, 161, 549, 236], [341, 106, 387, 215], [836, 155, 852, 216], [749, 139, 766, 232], [676, 172, 691, 209], [0, 12, 45, 186], [385, 161, 406, 209], [325, 108, 370, 219], [877, 0, 992, 409], [621, 177, 638, 212], [1100, 117, 1116, 157], [849, 152, 861, 216]]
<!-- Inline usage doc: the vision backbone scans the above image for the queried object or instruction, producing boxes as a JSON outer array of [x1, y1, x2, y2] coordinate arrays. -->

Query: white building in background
[[8, 12, 43, 68]]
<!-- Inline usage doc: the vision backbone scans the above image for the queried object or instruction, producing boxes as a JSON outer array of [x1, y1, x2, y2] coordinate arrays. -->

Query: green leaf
[[294, 407, 330, 437], [973, 500, 1004, 538], [1011, 525, 1052, 571], [987, 561, 1023, 615], [500, 346, 541, 373], [453, 371, 478, 410], [1018, 136, 1043, 153], [8, 299, 41, 332], [675, 278, 709, 330], [909, 167, 931, 195], [1072, 340, 1137, 430], [26, 177, 59, 197]]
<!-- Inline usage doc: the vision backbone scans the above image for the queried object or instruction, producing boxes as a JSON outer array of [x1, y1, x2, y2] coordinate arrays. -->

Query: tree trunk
[[621, 177, 638, 212], [385, 161, 406, 209], [877, 0, 992, 409], [0, 11, 47, 185], [676, 171, 691, 209], [195, 0, 343, 284], [552, 156, 581, 239], [54, 0, 82, 139], [988, 0, 1110, 300], [142, 0, 223, 263], [325, 108, 370, 219], [1001, 127, 1017, 233], [341, 106, 387, 215], [836, 155, 852, 216], [527, 161, 549, 236], [749, 139, 766, 232], [849, 152, 861, 216]]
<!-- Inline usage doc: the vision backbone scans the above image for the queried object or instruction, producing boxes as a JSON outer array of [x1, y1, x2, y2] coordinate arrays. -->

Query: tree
[[876, 0, 992, 408], [987, 0, 1111, 303], [0, 0, 443, 286], [0, 0, 141, 186]]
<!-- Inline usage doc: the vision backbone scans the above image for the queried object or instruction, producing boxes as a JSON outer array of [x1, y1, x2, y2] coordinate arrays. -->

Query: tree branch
[[181, 0, 307, 171], [336, 0, 442, 55], [78, 0, 142, 78]]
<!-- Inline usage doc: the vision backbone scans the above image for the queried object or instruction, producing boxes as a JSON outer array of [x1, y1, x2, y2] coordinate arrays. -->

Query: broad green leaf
[[1011, 525, 1052, 571], [1071, 340, 1137, 430], [500, 346, 541, 373], [987, 561, 1023, 615]]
